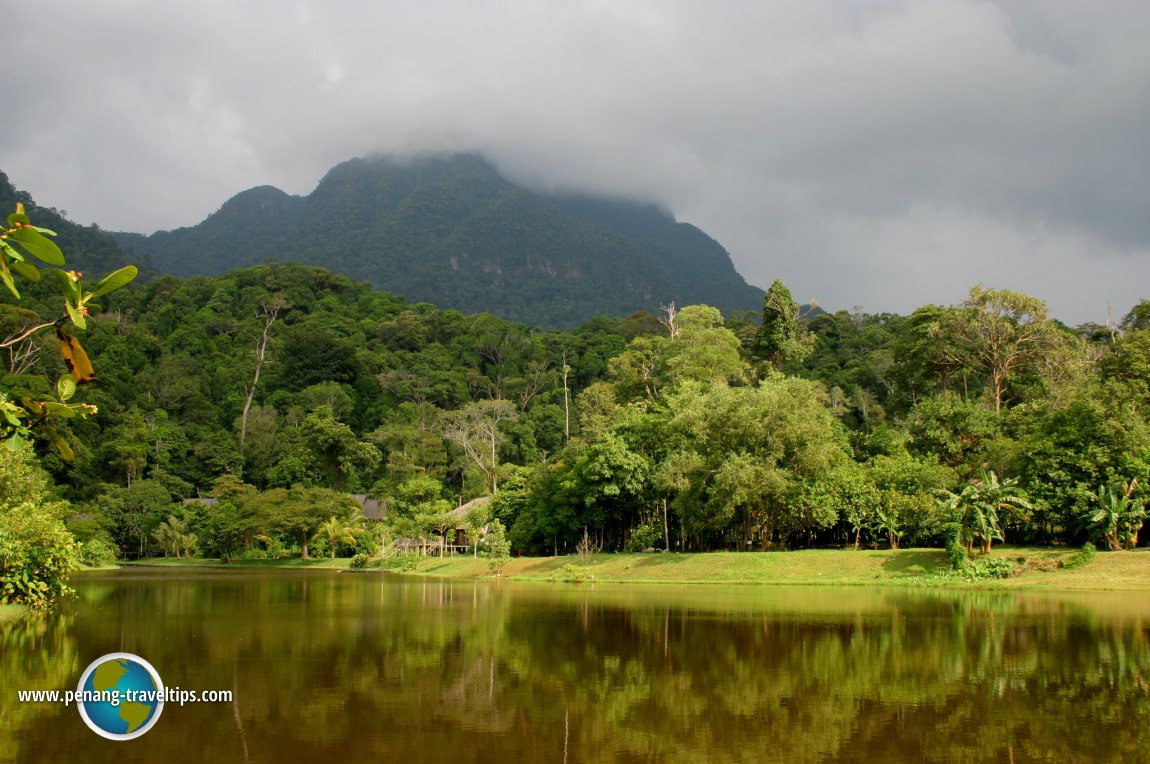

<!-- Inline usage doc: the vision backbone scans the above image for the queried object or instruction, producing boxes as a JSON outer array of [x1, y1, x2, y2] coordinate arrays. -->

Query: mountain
[[115, 154, 764, 327], [0, 170, 153, 283]]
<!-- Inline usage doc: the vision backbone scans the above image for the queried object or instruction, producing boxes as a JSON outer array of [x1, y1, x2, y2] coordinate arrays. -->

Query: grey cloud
[[3, 0, 1149, 324]]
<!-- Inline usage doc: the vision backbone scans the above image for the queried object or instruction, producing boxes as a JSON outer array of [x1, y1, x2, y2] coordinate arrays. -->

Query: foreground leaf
[[7, 226, 65, 266], [56, 326, 96, 383], [90, 265, 138, 298]]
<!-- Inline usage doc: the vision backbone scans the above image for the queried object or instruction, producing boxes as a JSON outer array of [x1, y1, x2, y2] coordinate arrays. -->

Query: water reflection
[[2, 572, 1148, 763]]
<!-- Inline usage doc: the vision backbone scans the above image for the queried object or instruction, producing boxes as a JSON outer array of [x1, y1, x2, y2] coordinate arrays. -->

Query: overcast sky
[[3, 0, 1149, 325]]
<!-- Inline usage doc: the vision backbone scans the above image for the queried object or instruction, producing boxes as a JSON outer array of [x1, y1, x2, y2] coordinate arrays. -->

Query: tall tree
[[940, 286, 1063, 414], [666, 305, 746, 386], [252, 486, 358, 559], [238, 296, 286, 454], [300, 406, 382, 491], [659, 377, 849, 549], [756, 279, 813, 369], [1120, 299, 1150, 333], [441, 399, 518, 494]]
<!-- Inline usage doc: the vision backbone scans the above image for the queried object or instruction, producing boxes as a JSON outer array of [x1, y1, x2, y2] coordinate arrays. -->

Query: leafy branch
[[1, 203, 138, 455]]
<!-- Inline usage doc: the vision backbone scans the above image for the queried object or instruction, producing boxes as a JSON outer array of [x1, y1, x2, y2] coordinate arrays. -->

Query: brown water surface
[[3, 569, 1149, 762]]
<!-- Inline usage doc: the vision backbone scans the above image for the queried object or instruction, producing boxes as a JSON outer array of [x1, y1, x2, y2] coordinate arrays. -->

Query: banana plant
[[937, 469, 1033, 555], [1079, 480, 1145, 551]]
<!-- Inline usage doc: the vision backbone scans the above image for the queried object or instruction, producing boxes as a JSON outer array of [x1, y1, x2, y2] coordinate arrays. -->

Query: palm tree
[[152, 515, 191, 558], [177, 531, 197, 559], [312, 513, 365, 558], [151, 523, 177, 558]]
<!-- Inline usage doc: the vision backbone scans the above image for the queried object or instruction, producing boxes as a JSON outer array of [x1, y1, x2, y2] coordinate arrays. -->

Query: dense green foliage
[[0, 198, 138, 608], [0, 447, 79, 609], [3, 166, 1150, 566], [1, 196, 138, 454], [2, 260, 1149, 559], [114, 154, 764, 327]]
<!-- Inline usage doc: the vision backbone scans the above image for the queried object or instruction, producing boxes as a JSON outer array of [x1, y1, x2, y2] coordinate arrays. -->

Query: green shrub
[[625, 522, 664, 552], [964, 557, 1016, 579], [246, 536, 293, 559], [945, 535, 1017, 579], [946, 536, 970, 571], [1063, 542, 1096, 570], [549, 562, 592, 583], [0, 504, 80, 610], [349, 553, 369, 569], [480, 519, 511, 558], [481, 519, 511, 574], [80, 538, 119, 567], [308, 537, 330, 559]]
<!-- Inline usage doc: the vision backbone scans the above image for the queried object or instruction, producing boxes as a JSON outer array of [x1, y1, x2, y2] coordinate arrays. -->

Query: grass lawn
[[100, 546, 1150, 591], [398, 546, 1150, 590], [118, 556, 352, 569]]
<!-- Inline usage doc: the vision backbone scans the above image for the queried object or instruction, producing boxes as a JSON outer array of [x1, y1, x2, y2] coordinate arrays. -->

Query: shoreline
[[94, 546, 1150, 591]]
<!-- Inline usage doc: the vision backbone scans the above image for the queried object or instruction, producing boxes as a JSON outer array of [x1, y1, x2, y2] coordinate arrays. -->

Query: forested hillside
[[0, 171, 150, 280], [113, 154, 765, 327], [4, 249, 1149, 565]]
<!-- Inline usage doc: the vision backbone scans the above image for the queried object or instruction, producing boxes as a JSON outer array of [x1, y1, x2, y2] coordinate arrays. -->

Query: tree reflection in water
[[3, 572, 1148, 763]]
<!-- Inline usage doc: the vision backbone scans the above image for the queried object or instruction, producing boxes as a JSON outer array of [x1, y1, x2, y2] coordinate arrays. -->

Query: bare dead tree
[[515, 360, 551, 411], [561, 351, 571, 445], [239, 297, 286, 454], [441, 399, 518, 494], [576, 528, 602, 564], [4, 333, 41, 376], [659, 301, 680, 339]]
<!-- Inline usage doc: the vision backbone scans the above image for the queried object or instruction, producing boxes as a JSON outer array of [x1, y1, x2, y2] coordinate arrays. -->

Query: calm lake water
[[3, 570, 1149, 763]]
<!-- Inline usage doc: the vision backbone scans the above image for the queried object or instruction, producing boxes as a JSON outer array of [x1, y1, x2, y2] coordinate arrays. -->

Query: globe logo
[[75, 652, 165, 740]]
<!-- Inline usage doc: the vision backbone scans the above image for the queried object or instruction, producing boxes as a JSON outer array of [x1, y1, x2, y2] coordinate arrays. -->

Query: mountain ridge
[[115, 154, 765, 327]]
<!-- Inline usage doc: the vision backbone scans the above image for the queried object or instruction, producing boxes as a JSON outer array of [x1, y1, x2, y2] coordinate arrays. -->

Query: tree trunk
[[239, 301, 281, 455], [490, 431, 498, 495], [562, 357, 571, 446], [662, 499, 670, 552]]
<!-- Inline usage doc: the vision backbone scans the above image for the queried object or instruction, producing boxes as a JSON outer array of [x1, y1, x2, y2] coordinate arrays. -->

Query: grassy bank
[[117, 557, 351, 569], [101, 547, 1150, 590], [401, 546, 1150, 591]]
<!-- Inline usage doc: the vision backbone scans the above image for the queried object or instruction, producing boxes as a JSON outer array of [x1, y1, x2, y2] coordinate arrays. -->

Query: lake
[[3, 569, 1149, 762]]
